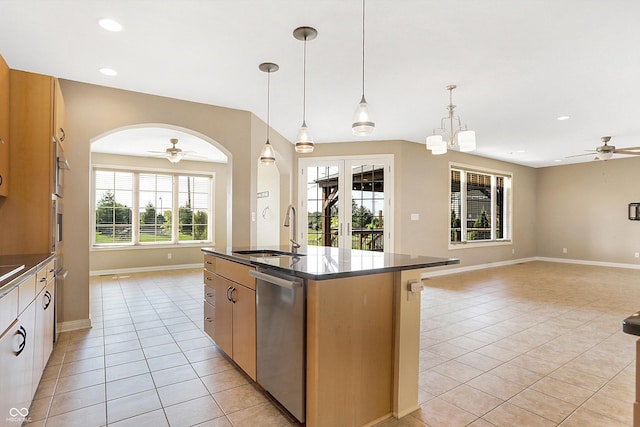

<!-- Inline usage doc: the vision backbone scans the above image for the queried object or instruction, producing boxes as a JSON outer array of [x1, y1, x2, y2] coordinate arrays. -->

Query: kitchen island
[[202, 246, 459, 427]]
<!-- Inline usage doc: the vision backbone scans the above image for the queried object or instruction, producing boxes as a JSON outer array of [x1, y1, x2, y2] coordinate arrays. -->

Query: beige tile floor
[[26, 261, 639, 426]]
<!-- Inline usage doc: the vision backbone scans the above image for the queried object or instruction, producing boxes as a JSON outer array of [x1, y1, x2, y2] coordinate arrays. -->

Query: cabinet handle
[[206, 293, 214, 298], [230, 288, 238, 304], [43, 291, 52, 310], [0, 175, 2, 186], [59, 128, 65, 142], [205, 260, 213, 265], [15, 326, 27, 357], [39, 277, 47, 283], [205, 276, 212, 281], [226, 286, 233, 302], [49, 268, 55, 273], [205, 317, 213, 323]]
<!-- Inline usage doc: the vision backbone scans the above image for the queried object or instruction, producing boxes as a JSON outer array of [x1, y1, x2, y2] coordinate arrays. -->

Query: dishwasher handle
[[249, 270, 301, 290]]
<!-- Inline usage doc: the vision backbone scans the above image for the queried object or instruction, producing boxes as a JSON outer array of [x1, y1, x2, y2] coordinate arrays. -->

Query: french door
[[298, 156, 393, 252]]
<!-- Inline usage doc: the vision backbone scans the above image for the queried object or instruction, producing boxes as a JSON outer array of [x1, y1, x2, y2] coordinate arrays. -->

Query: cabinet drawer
[[35, 260, 54, 295], [204, 285, 216, 307], [215, 258, 256, 290], [203, 268, 215, 288], [204, 254, 216, 272], [18, 274, 36, 315], [0, 286, 18, 335]]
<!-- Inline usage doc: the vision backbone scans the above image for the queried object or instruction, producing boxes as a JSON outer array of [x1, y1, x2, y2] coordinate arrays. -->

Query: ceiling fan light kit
[[166, 138, 184, 164], [426, 84, 476, 155]]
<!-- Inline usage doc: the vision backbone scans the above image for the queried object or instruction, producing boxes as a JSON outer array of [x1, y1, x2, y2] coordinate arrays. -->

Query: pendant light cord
[[302, 37, 307, 124], [361, 0, 366, 97], [266, 70, 271, 141]]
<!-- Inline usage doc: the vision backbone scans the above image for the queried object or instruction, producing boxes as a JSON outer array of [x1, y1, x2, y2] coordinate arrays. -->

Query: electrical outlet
[[635, 252, 639, 259], [562, 248, 567, 254], [410, 213, 419, 221], [167, 253, 172, 260]]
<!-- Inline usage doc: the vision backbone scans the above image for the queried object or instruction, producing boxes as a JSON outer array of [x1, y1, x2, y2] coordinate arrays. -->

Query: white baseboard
[[422, 257, 537, 278], [90, 263, 202, 277], [535, 256, 640, 270], [57, 318, 92, 333], [422, 256, 640, 279]]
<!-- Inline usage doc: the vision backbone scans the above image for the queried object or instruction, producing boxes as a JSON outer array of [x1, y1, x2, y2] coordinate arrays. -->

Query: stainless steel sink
[[232, 250, 305, 257]]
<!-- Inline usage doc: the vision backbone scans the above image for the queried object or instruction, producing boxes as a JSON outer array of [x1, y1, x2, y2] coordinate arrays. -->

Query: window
[[450, 164, 511, 244], [94, 168, 213, 247]]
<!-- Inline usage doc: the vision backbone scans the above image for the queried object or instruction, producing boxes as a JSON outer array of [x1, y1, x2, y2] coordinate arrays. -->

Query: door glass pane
[[350, 163, 385, 251], [305, 165, 339, 247]]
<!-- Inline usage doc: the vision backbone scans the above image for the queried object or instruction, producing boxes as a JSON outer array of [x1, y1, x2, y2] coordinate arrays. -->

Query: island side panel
[[307, 272, 394, 427], [393, 269, 423, 417]]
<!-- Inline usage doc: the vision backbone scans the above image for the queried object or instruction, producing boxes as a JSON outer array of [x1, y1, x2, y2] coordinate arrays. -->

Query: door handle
[[226, 286, 233, 302], [15, 326, 27, 357]]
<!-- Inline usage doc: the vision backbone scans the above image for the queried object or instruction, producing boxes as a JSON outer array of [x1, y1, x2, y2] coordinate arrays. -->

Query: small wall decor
[[629, 203, 640, 220]]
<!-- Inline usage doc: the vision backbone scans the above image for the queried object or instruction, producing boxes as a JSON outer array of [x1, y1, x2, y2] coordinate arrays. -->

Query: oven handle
[[249, 270, 300, 290]]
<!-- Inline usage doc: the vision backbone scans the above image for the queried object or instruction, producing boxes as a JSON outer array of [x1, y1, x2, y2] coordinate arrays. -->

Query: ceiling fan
[[148, 138, 206, 164], [567, 136, 640, 161]]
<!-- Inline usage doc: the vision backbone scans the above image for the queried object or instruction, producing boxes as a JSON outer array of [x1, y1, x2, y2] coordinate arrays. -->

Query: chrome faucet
[[283, 204, 301, 254]]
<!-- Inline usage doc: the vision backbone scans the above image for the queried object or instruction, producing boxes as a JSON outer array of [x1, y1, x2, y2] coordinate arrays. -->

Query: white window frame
[[449, 162, 512, 249], [91, 164, 215, 249]]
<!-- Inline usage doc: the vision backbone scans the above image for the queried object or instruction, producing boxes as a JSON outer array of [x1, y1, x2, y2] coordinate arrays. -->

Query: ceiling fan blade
[[183, 151, 208, 159], [565, 152, 597, 158], [616, 146, 640, 151], [614, 150, 640, 155], [147, 150, 167, 154]]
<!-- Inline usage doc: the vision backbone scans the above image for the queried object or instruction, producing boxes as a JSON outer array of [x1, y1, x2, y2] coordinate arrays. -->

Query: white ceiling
[[2, 0, 640, 168]]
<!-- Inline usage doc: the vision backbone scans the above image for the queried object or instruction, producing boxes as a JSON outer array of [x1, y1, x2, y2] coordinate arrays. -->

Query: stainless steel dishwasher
[[249, 267, 306, 423]]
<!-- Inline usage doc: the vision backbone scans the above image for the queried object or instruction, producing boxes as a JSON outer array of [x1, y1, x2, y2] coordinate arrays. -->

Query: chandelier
[[426, 84, 476, 155]]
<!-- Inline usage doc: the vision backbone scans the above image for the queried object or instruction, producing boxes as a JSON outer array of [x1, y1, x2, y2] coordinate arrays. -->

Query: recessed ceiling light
[[98, 18, 123, 32], [100, 68, 118, 76], [554, 159, 563, 162], [516, 150, 525, 153], [556, 115, 571, 121]]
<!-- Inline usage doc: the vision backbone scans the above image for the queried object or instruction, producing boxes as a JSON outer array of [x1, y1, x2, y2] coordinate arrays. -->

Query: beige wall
[[537, 156, 640, 264], [302, 140, 539, 268], [89, 152, 229, 272], [58, 80, 293, 325]]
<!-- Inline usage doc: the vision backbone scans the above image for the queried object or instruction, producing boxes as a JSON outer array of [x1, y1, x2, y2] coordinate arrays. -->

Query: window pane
[[450, 170, 461, 242], [496, 177, 504, 239], [466, 172, 492, 241], [139, 174, 173, 243], [95, 170, 133, 244], [178, 176, 210, 241]]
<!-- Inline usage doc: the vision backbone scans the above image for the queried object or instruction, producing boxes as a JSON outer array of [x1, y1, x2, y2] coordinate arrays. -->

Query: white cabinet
[[0, 302, 35, 425], [0, 259, 55, 426]]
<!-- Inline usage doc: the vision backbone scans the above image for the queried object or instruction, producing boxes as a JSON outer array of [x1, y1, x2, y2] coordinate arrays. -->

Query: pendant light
[[259, 62, 279, 165], [293, 26, 318, 154], [352, 0, 375, 135], [426, 84, 476, 155]]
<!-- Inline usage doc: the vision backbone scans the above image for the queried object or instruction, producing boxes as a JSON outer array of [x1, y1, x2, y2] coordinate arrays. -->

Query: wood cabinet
[[0, 70, 65, 255], [33, 261, 55, 388], [203, 256, 256, 380], [306, 273, 395, 427], [0, 54, 9, 197]]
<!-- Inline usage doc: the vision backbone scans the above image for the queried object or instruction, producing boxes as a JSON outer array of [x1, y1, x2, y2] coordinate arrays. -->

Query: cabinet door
[[204, 274, 233, 357], [0, 54, 8, 197], [0, 302, 35, 422], [42, 280, 55, 365], [232, 284, 256, 380]]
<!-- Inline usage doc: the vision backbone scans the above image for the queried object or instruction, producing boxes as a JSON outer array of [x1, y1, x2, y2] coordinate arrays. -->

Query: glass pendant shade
[[457, 130, 476, 152], [431, 144, 448, 155], [426, 134, 443, 150], [295, 121, 314, 153], [352, 96, 375, 135], [259, 140, 276, 164]]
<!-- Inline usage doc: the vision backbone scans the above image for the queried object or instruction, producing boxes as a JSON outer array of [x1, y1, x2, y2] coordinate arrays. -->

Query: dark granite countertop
[[623, 311, 640, 336], [202, 246, 459, 280], [0, 253, 55, 298]]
